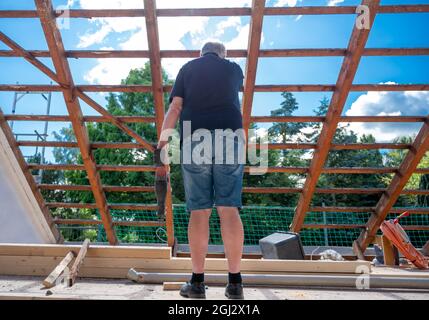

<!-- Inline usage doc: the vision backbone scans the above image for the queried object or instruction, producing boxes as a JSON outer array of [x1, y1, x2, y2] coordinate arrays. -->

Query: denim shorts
[[181, 130, 245, 212]]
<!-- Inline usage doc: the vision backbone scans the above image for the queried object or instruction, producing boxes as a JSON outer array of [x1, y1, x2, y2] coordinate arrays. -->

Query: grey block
[[259, 232, 305, 260]]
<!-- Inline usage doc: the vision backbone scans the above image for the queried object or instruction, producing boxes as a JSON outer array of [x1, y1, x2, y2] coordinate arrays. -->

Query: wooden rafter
[[291, 0, 381, 232], [75, 91, 154, 152], [144, 0, 174, 247], [0, 32, 59, 82], [1, 48, 428, 58], [0, 31, 154, 152], [34, 0, 117, 245], [0, 108, 63, 243], [3, 114, 427, 124], [1, 5, 428, 18], [0, 1, 427, 245], [356, 116, 429, 252], [242, 0, 266, 134], [2, 83, 429, 93]]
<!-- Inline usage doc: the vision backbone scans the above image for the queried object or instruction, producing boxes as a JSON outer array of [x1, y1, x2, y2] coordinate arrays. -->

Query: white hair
[[201, 42, 227, 59]]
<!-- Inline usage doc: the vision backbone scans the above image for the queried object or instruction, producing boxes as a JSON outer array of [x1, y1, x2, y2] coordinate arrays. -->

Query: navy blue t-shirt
[[169, 52, 244, 139]]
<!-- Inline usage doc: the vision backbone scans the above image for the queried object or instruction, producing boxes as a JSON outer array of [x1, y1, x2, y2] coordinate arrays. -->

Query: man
[[156, 42, 245, 299]]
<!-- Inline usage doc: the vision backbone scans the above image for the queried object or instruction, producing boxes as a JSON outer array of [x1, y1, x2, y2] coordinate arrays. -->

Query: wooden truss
[[0, 0, 428, 252]]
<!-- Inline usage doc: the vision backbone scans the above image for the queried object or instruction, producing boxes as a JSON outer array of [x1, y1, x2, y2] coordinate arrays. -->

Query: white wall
[[0, 128, 56, 244]]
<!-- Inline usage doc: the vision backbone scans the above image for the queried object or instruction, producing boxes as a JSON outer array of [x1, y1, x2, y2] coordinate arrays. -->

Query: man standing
[[156, 42, 245, 299]]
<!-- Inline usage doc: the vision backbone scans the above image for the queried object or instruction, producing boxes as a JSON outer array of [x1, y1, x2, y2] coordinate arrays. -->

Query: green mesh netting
[[56, 205, 429, 248]]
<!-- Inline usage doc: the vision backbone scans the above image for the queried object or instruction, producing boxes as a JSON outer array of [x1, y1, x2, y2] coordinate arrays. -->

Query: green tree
[[50, 63, 184, 242], [243, 92, 308, 207]]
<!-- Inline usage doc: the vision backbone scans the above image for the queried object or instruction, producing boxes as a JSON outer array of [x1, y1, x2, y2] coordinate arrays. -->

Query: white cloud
[[77, 23, 112, 48], [214, 17, 242, 37], [327, 0, 344, 6], [273, 0, 298, 7], [156, 0, 252, 9], [345, 84, 429, 142], [76, 0, 258, 83]]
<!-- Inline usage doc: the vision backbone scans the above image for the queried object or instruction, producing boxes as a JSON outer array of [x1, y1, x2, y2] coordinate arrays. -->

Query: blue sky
[[0, 0, 428, 161]]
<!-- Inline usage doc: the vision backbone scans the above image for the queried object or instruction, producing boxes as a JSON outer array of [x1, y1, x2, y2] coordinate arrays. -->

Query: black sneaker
[[225, 283, 244, 299], [179, 281, 206, 299]]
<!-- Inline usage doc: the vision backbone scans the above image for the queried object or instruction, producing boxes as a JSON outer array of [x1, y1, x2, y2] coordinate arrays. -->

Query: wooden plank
[[35, 0, 117, 245], [68, 239, 90, 286], [0, 244, 171, 259], [353, 240, 366, 261], [0, 255, 370, 274], [163, 282, 184, 290], [357, 116, 429, 251], [144, 0, 175, 247], [382, 235, 399, 266], [291, 0, 381, 233], [20, 140, 412, 150], [28, 164, 157, 172], [2, 48, 429, 59], [38, 184, 155, 192], [45, 203, 158, 211], [76, 91, 154, 152], [251, 116, 426, 123], [2, 5, 428, 18], [242, 0, 266, 134], [4, 114, 155, 123], [1, 83, 428, 93], [53, 219, 165, 227], [27, 164, 428, 175], [42, 251, 75, 288]]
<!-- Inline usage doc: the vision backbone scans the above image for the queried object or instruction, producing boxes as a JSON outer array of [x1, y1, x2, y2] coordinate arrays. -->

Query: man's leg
[[217, 206, 244, 273], [188, 209, 212, 273]]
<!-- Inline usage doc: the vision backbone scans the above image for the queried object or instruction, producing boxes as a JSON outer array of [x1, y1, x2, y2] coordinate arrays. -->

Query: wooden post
[[43, 251, 75, 288], [382, 235, 399, 266], [241, 0, 266, 135], [68, 239, 90, 287], [353, 240, 366, 261], [422, 240, 429, 256], [144, 0, 175, 247]]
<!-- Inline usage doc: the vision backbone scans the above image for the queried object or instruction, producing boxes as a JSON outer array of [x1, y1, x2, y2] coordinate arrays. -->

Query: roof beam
[[1, 48, 428, 58], [4, 114, 427, 124], [144, 0, 174, 247], [1, 5, 428, 18], [34, 0, 118, 245], [0, 30, 154, 152], [355, 115, 429, 251], [0, 31, 59, 82], [290, 0, 381, 233], [1, 83, 429, 93], [242, 0, 266, 134]]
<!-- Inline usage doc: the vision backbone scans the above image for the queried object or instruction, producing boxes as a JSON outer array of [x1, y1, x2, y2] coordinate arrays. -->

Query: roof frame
[[144, 0, 175, 247], [290, 0, 381, 233], [0, 107, 63, 242], [0, 1, 427, 248], [242, 0, 266, 134], [355, 116, 429, 252], [34, 0, 117, 245]]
